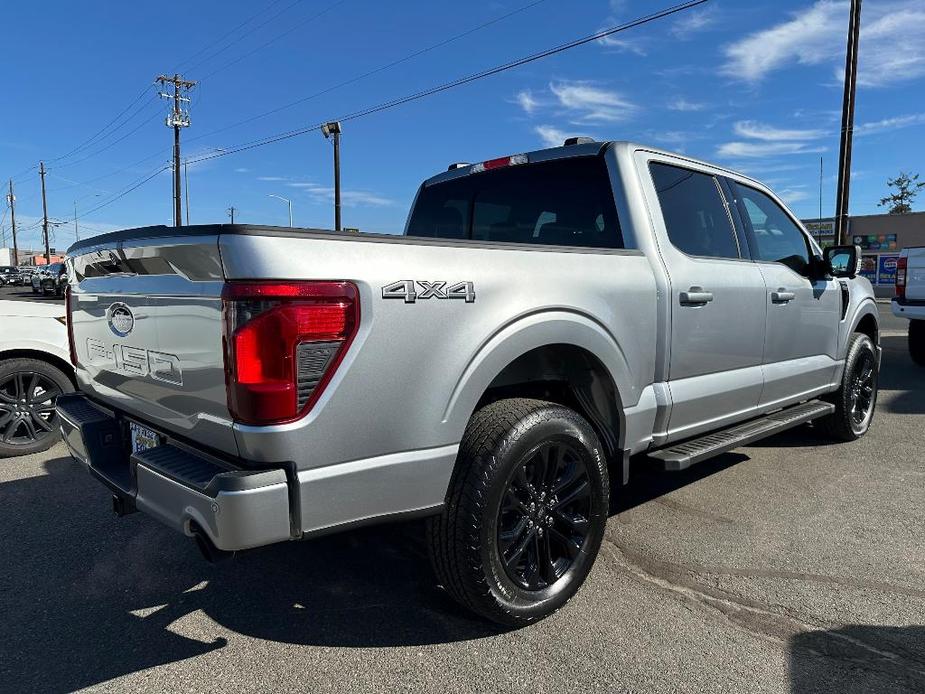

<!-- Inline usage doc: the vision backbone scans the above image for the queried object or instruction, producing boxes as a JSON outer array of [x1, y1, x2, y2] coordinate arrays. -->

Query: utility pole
[[834, 0, 862, 246], [183, 160, 190, 225], [227, 206, 236, 224], [39, 162, 50, 264], [322, 121, 342, 231], [156, 73, 196, 227], [7, 179, 17, 266], [819, 157, 823, 225]]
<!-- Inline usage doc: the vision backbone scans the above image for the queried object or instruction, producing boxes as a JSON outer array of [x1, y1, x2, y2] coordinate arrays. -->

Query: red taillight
[[222, 281, 359, 425], [65, 285, 78, 366], [470, 154, 528, 174], [896, 256, 908, 301]]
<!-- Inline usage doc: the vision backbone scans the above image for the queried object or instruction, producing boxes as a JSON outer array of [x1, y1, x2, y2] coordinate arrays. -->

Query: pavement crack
[[600, 537, 925, 681]]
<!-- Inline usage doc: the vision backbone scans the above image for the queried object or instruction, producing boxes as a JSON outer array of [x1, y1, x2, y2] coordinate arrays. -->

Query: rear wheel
[[818, 332, 878, 441], [910, 320, 925, 367], [0, 358, 73, 457], [428, 398, 609, 626]]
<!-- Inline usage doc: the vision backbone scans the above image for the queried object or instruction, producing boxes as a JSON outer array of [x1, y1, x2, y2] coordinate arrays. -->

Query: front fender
[[441, 309, 648, 446]]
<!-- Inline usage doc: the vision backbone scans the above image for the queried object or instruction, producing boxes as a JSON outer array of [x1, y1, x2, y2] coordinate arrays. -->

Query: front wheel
[[910, 320, 925, 367], [818, 332, 878, 441], [428, 398, 609, 626]]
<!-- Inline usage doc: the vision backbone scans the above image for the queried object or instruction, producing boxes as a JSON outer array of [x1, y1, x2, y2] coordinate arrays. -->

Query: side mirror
[[824, 244, 860, 279]]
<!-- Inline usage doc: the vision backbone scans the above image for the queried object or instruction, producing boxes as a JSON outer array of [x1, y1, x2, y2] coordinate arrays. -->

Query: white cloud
[[732, 120, 827, 141], [667, 97, 706, 112], [722, 0, 925, 86], [286, 181, 392, 207], [777, 188, 811, 204], [534, 125, 577, 148], [717, 141, 826, 158], [549, 81, 637, 123], [597, 33, 647, 55], [514, 89, 539, 115], [856, 113, 925, 136], [257, 176, 288, 182], [234, 167, 250, 173], [671, 6, 717, 39]]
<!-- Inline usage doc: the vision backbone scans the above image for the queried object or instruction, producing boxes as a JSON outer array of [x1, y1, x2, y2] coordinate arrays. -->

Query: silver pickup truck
[[57, 139, 879, 626]]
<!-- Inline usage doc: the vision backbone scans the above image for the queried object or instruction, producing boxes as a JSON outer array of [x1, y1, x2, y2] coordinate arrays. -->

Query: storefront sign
[[859, 254, 878, 282], [878, 254, 900, 285], [853, 234, 898, 251]]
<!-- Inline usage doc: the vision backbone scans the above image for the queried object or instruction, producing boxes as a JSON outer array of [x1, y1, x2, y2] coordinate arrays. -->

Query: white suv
[[892, 246, 925, 366]]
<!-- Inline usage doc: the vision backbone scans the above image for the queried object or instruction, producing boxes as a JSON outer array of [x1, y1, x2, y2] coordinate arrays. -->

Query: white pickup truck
[[891, 246, 925, 365], [57, 139, 879, 625]]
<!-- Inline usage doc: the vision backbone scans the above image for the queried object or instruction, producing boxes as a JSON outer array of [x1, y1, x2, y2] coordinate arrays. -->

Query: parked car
[[31, 262, 67, 297], [891, 246, 925, 366], [57, 139, 879, 626], [0, 266, 22, 286], [0, 299, 74, 457]]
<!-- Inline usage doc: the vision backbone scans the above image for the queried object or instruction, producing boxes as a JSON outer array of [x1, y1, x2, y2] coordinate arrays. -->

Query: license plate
[[129, 422, 161, 454]]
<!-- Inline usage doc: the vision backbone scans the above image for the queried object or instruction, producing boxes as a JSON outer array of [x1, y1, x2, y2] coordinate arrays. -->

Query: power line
[[46, 84, 157, 163], [175, 0, 292, 73], [200, 0, 348, 81], [185, 0, 710, 168], [186, 0, 551, 146], [55, 0, 707, 230], [183, 0, 305, 75]]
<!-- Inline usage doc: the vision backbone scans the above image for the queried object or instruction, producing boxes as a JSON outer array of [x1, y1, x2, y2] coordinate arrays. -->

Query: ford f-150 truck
[[57, 139, 879, 626], [891, 246, 925, 366]]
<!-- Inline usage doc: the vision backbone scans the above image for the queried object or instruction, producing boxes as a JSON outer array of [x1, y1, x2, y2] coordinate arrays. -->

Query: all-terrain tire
[[427, 398, 609, 626], [909, 320, 925, 367], [817, 333, 878, 442]]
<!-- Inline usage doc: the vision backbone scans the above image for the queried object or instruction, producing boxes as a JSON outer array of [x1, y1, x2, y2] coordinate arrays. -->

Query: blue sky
[[1, 0, 924, 249]]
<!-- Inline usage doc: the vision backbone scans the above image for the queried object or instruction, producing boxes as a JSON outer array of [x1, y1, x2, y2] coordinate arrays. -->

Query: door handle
[[679, 286, 714, 305], [770, 288, 796, 303]]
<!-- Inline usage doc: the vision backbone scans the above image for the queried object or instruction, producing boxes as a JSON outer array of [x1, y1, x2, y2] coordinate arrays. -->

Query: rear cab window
[[406, 157, 623, 249]]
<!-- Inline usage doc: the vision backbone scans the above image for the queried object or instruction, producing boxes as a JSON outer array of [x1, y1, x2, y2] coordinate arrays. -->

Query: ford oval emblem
[[107, 303, 135, 337]]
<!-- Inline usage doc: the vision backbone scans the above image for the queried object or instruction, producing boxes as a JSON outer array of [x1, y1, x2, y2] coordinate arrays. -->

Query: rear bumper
[[892, 298, 925, 321], [56, 392, 293, 551]]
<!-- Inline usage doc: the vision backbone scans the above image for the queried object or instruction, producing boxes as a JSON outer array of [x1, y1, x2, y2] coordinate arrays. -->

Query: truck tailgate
[[906, 247, 925, 301], [67, 230, 235, 456]]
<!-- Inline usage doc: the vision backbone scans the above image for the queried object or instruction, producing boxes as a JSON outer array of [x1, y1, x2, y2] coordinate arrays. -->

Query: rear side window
[[731, 182, 810, 274], [649, 162, 740, 259], [406, 157, 622, 248]]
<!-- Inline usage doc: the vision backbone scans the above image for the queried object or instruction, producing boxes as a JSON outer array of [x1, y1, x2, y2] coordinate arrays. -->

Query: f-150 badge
[[381, 280, 475, 304]]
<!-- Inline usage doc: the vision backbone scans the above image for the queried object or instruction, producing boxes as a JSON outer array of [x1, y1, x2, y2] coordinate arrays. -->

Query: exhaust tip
[[190, 523, 235, 564]]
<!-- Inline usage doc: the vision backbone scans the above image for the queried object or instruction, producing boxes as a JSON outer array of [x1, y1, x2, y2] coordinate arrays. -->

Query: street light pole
[[74, 200, 79, 241], [268, 194, 293, 227], [321, 121, 342, 231]]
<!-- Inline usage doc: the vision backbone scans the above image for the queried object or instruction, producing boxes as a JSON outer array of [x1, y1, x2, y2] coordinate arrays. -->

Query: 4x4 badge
[[381, 280, 475, 304]]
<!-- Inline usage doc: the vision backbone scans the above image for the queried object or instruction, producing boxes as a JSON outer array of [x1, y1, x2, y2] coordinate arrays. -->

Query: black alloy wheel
[[848, 349, 876, 429], [0, 371, 62, 446], [497, 441, 592, 591], [0, 358, 73, 457]]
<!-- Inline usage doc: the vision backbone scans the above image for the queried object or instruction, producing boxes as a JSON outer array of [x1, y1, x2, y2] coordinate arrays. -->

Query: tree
[[878, 171, 925, 214]]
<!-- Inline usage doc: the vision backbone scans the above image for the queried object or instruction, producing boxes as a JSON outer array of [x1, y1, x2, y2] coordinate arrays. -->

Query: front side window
[[649, 162, 739, 259], [406, 157, 623, 249], [732, 182, 810, 274]]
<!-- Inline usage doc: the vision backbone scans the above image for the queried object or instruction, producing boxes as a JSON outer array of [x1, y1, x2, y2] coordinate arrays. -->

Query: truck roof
[[422, 139, 765, 190]]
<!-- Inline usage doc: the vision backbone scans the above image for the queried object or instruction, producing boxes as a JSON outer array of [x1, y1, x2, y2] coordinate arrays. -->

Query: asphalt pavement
[[0, 303, 922, 693]]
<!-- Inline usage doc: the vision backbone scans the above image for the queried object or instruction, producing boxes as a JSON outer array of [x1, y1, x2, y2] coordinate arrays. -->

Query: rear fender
[[441, 310, 636, 450]]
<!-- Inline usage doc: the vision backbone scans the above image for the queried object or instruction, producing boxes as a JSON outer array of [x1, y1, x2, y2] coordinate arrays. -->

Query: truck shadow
[[877, 334, 925, 415], [788, 624, 925, 693], [0, 455, 498, 693]]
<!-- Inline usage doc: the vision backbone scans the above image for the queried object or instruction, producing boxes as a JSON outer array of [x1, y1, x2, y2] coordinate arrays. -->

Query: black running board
[[648, 400, 835, 471]]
